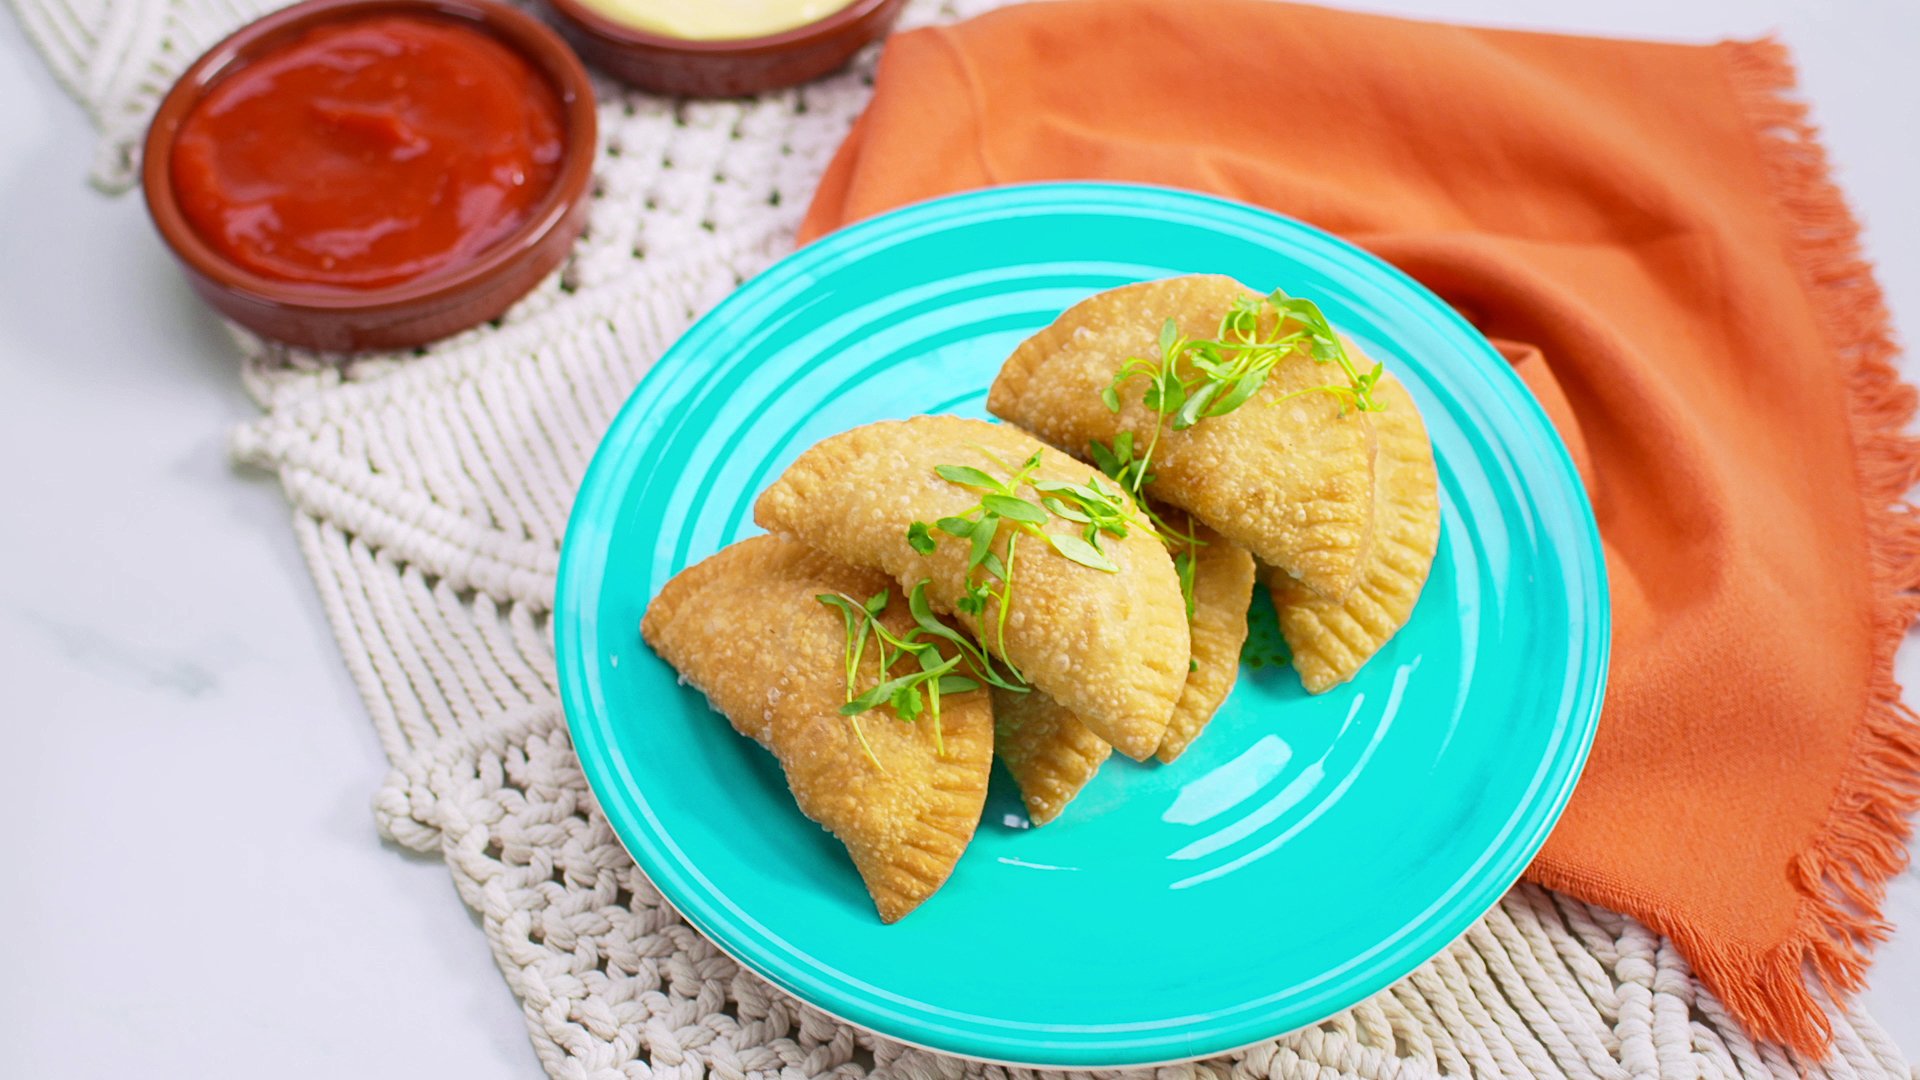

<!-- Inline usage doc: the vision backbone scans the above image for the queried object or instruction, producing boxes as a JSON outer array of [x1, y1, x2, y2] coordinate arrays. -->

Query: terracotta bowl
[[541, 0, 906, 97], [142, 0, 598, 353]]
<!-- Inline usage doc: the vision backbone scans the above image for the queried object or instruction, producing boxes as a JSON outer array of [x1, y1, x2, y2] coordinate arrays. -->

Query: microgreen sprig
[[1100, 288, 1385, 503], [1258, 290, 1385, 413], [816, 586, 985, 768], [1088, 430, 1154, 502], [906, 450, 1152, 666], [1172, 538, 1201, 624]]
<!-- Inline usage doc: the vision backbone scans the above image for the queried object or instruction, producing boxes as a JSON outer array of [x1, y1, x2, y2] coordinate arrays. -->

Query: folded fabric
[[800, 0, 1919, 1054]]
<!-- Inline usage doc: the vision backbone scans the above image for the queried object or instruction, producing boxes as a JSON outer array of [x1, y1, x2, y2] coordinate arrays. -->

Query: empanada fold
[[993, 687, 1113, 825], [642, 535, 994, 923], [1268, 373, 1440, 693], [988, 274, 1378, 600], [1154, 517, 1257, 762]]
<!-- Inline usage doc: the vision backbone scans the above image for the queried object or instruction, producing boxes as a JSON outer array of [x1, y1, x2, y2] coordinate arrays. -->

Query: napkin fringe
[[1657, 38, 1920, 1056]]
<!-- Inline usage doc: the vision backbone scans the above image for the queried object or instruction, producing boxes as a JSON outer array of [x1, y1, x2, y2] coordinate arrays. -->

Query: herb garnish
[[1173, 542, 1199, 623], [816, 585, 986, 768], [1089, 288, 1383, 634], [1088, 431, 1203, 620], [1099, 288, 1384, 505], [906, 449, 1151, 667]]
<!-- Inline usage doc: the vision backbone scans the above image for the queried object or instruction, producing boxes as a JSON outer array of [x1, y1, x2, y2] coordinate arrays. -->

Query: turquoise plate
[[555, 182, 1608, 1067]]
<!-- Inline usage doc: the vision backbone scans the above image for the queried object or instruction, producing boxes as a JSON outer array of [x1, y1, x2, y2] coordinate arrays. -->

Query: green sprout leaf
[[980, 494, 1047, 524], [1047, 532, 1118, 572], [1142, 372, 1186, 414], [906, 521, 936, 555], [1173, 549, 1198, 622], [1172, 380, 1220, 430], [968, 513, 997, 567], [842, 668, 934, 715], [1209, 368, 1267, 416], [1043, 497, 1091, 523], [933, 464, 1000, 489], [1087, 438, 1121, 476]]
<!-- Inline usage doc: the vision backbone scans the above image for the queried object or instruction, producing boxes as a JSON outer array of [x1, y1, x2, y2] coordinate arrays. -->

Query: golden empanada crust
[[754, 415, 1187, 762], [1269, 373, 1440, 693], [992, 688, 1111, 825], [988, 275, 1378, 599], [1157, 516, 1257, 762], [640, 535, 993, 923]]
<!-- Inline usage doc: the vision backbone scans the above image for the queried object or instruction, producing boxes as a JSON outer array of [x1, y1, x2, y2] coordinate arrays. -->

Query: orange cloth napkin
[[799, 0, 1918, 1053]]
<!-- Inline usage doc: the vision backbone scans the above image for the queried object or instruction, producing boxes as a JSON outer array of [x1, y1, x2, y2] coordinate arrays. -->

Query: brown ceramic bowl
[[541, 0, 905, 97], [142, 0, 597, 353]]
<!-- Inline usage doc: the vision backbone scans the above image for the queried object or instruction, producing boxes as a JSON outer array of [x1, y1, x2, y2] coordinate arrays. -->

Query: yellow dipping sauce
[[578, 0, 858, 39]]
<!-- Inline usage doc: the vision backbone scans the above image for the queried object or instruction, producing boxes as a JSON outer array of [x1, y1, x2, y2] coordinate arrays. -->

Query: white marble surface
[[1, 2, 1915, 1076]]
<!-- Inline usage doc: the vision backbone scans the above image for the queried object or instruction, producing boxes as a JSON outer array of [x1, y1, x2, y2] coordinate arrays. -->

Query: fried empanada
[[992, 688, 1111, 825], [992, 518, 1256, 815], [640, 535, 994, 923], [1268, 373, 1440, 693], [989, 275, 1378, 599], [755, 415, 1188, 762], [1157, 514, 1257, 762]]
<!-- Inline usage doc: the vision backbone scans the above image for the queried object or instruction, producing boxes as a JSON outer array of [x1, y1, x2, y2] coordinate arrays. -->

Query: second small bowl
[[541, 0, 906, 97]]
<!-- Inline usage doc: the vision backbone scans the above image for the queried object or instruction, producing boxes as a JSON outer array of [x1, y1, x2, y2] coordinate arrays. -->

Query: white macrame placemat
[[12, 0, 1916, 1075]]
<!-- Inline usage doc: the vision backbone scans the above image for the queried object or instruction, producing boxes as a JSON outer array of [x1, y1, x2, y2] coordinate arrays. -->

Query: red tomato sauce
[[171, 14, 567, 290]]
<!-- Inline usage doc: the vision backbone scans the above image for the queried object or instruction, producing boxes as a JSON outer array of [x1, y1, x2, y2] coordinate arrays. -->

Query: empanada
[[755, 415, 1188, 762], [993, 517, 1256, 816], [1268, 373, 1440, 693], [640, 535, 994, 922], [992, 688, 1111, 826], [1157, 514, 1257, 762], [989, 275, 1378, 599]]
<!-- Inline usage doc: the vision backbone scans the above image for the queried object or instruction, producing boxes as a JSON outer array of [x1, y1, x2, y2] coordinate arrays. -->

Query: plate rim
[[554, 180, 1611, 1068]]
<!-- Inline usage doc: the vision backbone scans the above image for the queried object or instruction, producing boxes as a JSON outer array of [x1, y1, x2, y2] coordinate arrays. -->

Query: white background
[[1, 1, 1915, 1076]]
